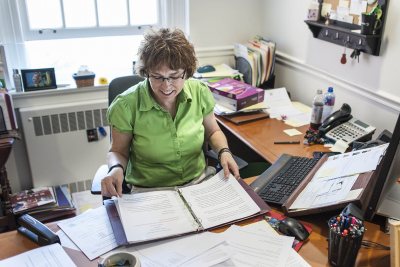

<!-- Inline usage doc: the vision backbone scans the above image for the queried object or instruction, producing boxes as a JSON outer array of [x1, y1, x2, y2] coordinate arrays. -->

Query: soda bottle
[[322, 87, 335, 122], [310, 89, 324, 130]]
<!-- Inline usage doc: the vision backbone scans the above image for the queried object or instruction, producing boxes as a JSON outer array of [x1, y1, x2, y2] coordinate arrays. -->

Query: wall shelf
[[305, 20, 381, 56], [305, 0, 388, 56]]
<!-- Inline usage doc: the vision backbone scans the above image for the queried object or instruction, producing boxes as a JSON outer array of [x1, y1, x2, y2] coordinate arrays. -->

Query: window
[[21, 0, 160, 40], [1, 0, 187, 86]]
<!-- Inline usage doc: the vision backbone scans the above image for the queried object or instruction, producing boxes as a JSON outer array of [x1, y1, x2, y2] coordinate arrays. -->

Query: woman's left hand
[[219, 152, 240, 179]]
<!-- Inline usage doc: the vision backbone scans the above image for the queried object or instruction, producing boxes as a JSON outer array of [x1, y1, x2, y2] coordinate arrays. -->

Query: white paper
[[220, 224, 294, 267], [330, 139, 349, 153], [235, 221, 310, 267], [349, 0, 367, 15], [0, 243, 76, 267], [284, 129, 303, 136], [117, 190, 199, 243], [315, 144, 388, 180], [290, 174, 359, 210], [57, 206, 118, 260], [134, 232, 226, 267], [56, 230, 79, 251], [183, 243, 232, 267], [179, 171, 260, 229]]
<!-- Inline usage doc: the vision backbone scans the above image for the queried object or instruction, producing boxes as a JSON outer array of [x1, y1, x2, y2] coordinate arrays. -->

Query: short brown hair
[[136, 28, 197, 78]]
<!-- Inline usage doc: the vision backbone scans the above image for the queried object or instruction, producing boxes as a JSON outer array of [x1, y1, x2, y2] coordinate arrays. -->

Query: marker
[[274, 141, 300, 144]]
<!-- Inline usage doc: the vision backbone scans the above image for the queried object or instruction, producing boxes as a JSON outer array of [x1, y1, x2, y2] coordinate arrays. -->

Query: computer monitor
[[364, 112, 400, 221]]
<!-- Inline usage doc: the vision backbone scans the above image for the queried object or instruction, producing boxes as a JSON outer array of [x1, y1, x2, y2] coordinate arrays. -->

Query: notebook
[[221, 110, 269, 125]]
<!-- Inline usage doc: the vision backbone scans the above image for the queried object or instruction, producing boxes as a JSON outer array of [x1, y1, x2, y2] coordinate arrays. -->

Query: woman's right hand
[[101, 167, 125, 197]]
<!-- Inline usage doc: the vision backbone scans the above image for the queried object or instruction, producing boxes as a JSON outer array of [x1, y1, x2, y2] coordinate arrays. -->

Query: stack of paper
[[193, 64, 242, 82], [208, 78, 265, 111]]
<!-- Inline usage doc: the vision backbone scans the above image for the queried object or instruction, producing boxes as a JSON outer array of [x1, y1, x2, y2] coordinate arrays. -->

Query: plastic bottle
[[13, 69, 23, 92], [310, 89, 324, 130], [322, 87, 336, 122]]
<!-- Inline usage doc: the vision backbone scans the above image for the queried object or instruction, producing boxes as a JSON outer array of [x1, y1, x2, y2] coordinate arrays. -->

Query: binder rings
[[105, 174, 270, 246]]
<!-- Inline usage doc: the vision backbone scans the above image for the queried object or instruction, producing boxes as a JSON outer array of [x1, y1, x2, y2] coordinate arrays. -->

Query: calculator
[[325, 117, 376, 145]]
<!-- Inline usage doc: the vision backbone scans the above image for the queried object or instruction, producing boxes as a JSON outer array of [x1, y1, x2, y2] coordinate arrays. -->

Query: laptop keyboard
[[253, 155, 319, 206]]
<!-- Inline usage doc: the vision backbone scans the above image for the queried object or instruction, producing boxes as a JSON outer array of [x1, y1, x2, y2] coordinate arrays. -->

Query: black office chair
[[91, 75, 144, 195]]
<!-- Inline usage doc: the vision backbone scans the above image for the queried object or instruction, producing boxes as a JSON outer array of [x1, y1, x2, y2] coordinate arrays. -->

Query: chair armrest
[[91, 164, 108, 195]]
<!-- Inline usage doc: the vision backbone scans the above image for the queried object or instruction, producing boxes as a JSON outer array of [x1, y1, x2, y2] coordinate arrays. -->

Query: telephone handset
[[318, 103, 376, 145], [319, 103, 353, 135]]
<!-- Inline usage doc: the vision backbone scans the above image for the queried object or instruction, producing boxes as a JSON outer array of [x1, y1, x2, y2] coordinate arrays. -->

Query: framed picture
[[21, 68, 57, 91]]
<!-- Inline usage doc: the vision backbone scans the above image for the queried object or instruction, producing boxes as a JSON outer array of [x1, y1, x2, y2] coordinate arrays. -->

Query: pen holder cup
[[328, 218, 364, 267]]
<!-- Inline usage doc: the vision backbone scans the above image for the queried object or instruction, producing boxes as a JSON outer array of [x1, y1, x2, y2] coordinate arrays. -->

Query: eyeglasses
[[148, 71, 185, 85]]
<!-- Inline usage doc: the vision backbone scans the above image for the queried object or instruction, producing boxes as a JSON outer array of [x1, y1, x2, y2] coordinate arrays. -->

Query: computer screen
[[365, 112, 400, 221]]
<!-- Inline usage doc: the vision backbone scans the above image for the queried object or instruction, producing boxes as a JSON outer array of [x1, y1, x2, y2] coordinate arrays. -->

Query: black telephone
[[318, 103, 353, 136], [318, 103, 376, 145]]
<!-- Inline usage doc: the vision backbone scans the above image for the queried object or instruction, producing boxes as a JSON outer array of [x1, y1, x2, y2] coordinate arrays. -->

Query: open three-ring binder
[[105, 172, 270, 246]]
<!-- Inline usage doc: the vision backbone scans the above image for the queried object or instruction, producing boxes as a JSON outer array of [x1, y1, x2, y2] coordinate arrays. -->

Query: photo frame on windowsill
[[21, 68, 57, 91]]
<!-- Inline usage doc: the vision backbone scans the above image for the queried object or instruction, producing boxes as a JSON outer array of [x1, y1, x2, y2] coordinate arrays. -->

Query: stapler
[[17, 214, 60, 246]]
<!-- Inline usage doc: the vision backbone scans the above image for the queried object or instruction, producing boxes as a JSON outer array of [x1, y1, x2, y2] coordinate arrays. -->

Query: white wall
[[259, 0, 400, 136], [189, 0, 264, 67]]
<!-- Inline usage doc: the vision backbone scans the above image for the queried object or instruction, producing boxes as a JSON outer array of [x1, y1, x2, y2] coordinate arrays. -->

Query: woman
[[101, 28, 239, 197]]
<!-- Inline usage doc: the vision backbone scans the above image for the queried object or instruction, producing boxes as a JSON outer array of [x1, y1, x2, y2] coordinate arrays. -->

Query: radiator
[[20, 99, 110, 188]]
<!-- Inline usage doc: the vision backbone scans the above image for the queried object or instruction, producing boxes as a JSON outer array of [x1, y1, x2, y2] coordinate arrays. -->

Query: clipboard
[[221, 111, 269, 125], [282, 155, 377, 217]]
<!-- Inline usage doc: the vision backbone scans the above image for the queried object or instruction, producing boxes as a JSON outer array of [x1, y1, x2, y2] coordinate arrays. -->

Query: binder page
[[117, 190, 199, 243], [179, 171, 260, 229]]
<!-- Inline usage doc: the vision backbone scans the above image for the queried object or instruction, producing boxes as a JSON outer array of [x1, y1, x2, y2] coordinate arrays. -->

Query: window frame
[[17, 0, 179, 41]]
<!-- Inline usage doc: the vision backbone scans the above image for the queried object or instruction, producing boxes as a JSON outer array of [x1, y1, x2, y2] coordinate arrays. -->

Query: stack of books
[[208, 78, 265, 111], [10, 185, 75, 222]]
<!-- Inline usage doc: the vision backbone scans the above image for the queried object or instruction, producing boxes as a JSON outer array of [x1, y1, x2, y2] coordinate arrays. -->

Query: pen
[[274, 141, 300, 144]]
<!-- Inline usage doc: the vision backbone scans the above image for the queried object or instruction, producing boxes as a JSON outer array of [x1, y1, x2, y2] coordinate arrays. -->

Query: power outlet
[[86, 128, 98, 142]]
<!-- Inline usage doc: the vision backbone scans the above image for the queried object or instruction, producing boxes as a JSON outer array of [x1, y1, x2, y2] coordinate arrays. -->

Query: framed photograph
[[21, 68, 57, 91]]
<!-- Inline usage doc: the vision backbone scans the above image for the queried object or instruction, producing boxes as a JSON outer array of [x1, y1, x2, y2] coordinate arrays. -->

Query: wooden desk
[[216, 117, 391, 266], [0, 180, 391, 266], [0, 180, 390, 266], [216, 115, 327, 164], [0, 118, 390, 266]]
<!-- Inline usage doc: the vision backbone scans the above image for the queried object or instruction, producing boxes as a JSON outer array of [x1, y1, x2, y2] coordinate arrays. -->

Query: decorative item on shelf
[[20, 68, 57, 91], [98, 77, 108, 85], [72, 65, 95, 88]]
